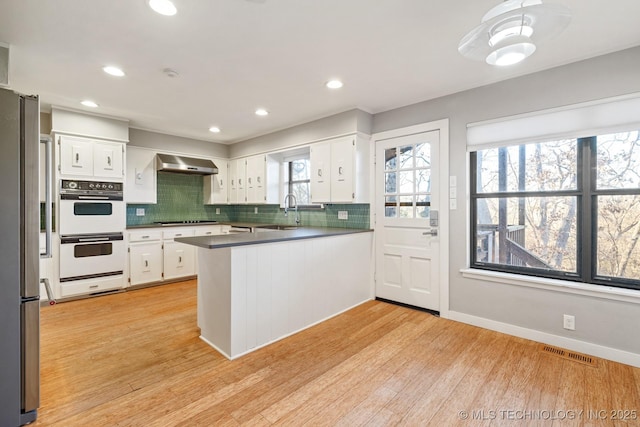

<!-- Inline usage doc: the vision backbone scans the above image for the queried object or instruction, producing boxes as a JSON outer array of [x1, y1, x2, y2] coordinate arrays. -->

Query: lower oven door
[[59, 233, 125, 282], [59, 199, 125, 235]]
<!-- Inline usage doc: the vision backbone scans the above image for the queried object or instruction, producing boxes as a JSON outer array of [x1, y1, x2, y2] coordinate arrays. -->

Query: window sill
[[460, 268, 640, 305]]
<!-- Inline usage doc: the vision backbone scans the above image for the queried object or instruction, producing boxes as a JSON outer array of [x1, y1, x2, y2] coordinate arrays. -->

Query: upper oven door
[[59, 198, 125, 235]]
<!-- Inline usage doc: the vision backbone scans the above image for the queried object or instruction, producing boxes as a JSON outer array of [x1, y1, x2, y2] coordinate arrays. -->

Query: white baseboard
[[447, 310, 640, 368]]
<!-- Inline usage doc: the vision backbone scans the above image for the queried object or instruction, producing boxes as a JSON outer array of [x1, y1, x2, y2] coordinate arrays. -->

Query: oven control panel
[[60, 180, 124, 200], [61, 180, 123, 192]]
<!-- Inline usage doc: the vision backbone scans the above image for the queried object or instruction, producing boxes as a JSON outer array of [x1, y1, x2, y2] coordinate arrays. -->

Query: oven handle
[[60, 194, 124, 201], [60, 233, 124, 244]]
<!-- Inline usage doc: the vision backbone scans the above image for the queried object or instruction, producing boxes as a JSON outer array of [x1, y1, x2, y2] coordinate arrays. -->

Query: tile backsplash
[[126, 171, 370, 229]]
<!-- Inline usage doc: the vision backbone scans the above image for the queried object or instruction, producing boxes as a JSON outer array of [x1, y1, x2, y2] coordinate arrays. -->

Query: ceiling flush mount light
[[209, 126, 220, 133], [148, 0, 177, 16], [103, 66, 125, 77], [459, 0, 571, 66], [81, 100, 98, 108], [326, 79, 343, 89], [255, 108, 269, 116]]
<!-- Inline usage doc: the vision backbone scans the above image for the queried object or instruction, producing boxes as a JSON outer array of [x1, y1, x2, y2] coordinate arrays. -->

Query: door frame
[[371, 118, 450, 318]]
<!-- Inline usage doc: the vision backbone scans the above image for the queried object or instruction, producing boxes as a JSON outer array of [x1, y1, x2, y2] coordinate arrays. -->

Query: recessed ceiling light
[[148, 0, 177, 16], [209, 126, 221, 133], [81, 100, 99, 108], [326, 79, 343, 89], [255, 108, 269, 116], [103, 66, 125, 77]]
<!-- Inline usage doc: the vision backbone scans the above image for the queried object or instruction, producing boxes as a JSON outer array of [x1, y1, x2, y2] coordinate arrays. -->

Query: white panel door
[[375, 131, 440, 311]]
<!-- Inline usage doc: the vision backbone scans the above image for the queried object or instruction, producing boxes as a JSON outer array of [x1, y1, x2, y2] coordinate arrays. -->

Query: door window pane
[[415, 143, 431, 168], [385, 172, 397, 193], [416, 169, 431, 193], [399, 195, 413, 218], [399, 145, 413, 169], [399, 171, 414, 193], [385, 148, 397, 170]]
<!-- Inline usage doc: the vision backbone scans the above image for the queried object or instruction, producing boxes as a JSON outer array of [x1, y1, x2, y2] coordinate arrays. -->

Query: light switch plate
[[215, 208, 220, 215], [338, 211, 348, 220], [136, 208, 145, 216]]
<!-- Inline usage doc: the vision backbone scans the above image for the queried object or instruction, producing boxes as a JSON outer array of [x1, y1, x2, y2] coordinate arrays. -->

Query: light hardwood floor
[[36, 280, 640, 426]]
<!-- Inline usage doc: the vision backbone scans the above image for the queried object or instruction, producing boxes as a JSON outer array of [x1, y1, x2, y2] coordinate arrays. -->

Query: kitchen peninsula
[[177, 227, 373, 359]]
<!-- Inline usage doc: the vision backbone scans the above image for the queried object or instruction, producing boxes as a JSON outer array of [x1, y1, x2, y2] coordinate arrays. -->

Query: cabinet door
[[310, 142, 331, 203], [125, 146, 157, 203], [205, 159, 228, 204], [236, 158, 247, 203], [246, 155, 266, 204], [163, 241, 196, 280], [94, 141, 124, 178], [330, 137, 355, 202], [59, 135, 93, 176], [129, 242, 163, 285]]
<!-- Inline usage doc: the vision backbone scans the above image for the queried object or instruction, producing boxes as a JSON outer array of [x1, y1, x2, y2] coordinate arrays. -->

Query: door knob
[[423, 229, 438, 236]]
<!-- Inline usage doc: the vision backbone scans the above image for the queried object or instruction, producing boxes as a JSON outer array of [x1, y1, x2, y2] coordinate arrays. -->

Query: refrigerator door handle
[[40, 135, 53, 259]]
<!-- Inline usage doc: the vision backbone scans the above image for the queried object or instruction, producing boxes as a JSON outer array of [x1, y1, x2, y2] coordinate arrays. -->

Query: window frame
[[470, 135, 640, 291], [282, 156, 319, 209]]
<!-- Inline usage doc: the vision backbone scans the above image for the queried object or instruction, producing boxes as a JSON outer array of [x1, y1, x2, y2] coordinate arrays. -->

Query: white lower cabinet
[[128, 226, 228, 286], [128, 231, 163, 286], [162, 229, 196, 280]]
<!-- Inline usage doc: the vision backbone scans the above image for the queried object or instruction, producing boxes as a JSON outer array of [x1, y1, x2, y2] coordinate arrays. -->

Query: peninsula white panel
[[196, 232, 373, 359]]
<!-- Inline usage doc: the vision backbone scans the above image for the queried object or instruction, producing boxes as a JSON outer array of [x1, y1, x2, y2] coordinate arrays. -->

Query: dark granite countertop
[[175, 227, 372, 249]]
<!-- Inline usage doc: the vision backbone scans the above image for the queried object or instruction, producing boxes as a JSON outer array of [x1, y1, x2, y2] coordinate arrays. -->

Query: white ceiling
[[2, 0, 640, 144]]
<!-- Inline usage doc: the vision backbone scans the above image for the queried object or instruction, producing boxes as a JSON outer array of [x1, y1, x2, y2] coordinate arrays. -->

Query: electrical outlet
[[136, 208, 145, 217], [563, 314, 575, 330], [338, 211, 348, 220], [215, 208, 220, 215], [254, 207, 259, 214]]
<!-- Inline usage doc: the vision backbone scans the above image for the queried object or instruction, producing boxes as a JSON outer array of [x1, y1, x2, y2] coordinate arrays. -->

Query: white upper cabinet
[[58, 135, 125, 179], [246, 154, 266, 204], [310, 135, 369, 204], [310, 142, 331, 203], [125, 146, 157, 204], [59, 135, 93, 176], [93, 141, 124, 178], [229, 158, 246, 204], [204, 158, 228, 205]]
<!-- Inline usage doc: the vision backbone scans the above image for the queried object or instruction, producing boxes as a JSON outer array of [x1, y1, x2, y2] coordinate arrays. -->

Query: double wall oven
[[59, 180, 125, 284]]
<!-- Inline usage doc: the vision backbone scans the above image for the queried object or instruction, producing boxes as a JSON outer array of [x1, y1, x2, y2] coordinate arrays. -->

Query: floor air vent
[[540, 344, 598, 367]]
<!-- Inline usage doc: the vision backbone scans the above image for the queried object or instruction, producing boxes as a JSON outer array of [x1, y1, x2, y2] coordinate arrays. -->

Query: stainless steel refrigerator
[[0, 87, 40, 426]]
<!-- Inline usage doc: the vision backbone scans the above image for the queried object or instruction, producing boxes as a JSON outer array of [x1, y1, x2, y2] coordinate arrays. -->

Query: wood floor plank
[[34, 280, 640, 427]]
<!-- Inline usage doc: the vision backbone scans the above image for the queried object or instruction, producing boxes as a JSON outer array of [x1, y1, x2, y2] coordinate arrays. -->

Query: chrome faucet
[[283, 193, 300, 225]]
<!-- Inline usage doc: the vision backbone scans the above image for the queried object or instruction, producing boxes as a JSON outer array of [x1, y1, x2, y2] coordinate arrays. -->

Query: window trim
[[461, 268, 640, 305]]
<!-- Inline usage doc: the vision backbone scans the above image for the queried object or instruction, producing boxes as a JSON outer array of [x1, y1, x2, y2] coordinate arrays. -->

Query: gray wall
[[230, 109, 372, 158], [129, 127, 229, 159], [373, 46, 640, 355]]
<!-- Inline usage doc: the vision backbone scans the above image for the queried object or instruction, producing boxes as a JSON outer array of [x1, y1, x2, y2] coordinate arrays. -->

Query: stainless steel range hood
[[156, 153, 218, 175]]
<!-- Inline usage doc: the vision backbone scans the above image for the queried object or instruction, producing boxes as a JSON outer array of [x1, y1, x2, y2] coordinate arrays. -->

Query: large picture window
[[470, 130, 640, 290]]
